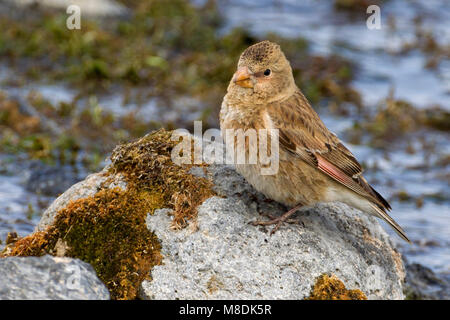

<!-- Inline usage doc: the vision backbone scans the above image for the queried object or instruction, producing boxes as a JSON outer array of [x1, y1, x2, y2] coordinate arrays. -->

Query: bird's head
[[227, 41, 296, 104]]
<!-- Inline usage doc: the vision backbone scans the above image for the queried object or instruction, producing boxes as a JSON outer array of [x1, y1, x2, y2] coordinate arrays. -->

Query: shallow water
[[220, 0, 450, 108], [0, 156, 48, 245], [0, 0, 448, 282]]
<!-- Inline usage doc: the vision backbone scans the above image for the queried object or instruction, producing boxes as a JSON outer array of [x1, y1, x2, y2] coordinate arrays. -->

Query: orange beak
[[233, 66, 253, 88]]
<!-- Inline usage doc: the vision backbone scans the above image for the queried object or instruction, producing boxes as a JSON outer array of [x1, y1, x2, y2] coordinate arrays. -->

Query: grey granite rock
[[141, 161, 405, 300], [0, 255, 110, 300]]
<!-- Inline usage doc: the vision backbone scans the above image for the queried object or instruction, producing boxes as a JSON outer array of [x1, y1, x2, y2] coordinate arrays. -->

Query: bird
[[219, 40, 410, 243]]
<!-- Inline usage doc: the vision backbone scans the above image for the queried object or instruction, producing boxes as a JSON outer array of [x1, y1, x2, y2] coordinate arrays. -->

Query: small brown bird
[[220, 40, 410, 242]]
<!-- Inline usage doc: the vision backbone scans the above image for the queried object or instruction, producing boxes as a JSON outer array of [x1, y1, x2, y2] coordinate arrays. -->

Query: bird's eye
[[263, 69, 271, 76]]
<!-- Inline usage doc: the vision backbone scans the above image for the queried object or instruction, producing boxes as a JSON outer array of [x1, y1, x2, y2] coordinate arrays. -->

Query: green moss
[[0, 94, 41, 134], [290, 54, 360, 108], [0, 0, 234, 93], [2, 129, 215, 299], [306, 274, 367, 300], [334, 0, 382, 11], [0, 90, 154, 168], [422, 108, 450, 131], [395, 190, 413, 202], [350, 98, 449, 148], [110, 129, 215, 228]]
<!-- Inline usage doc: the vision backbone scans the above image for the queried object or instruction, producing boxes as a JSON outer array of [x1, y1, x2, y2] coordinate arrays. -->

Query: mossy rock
[[2, 130, 406, 300]]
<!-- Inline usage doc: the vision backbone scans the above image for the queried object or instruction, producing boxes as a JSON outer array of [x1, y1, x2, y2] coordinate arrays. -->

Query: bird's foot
[[251, 212, 299, 225], [250, 215, 299, 235], [250, 203, 304, 235]]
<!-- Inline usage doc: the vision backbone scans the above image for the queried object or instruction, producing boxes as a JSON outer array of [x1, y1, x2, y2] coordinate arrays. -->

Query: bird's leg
[[251, 202, 304, 235], [256, 212, 299, 224]]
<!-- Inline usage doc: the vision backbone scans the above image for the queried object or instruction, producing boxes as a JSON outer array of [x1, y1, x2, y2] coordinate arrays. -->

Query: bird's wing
[[266, 91, 391, 211]]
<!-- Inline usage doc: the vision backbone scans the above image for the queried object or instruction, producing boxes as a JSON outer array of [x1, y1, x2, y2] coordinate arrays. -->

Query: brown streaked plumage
[[220, 40, 410, 242]]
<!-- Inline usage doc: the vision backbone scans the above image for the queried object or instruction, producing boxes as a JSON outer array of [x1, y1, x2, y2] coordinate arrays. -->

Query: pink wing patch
[[316, 155, 359, 193]]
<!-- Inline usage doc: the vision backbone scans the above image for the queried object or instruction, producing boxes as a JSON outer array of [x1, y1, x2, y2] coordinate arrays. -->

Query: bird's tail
[[368, 203, 411, 243]]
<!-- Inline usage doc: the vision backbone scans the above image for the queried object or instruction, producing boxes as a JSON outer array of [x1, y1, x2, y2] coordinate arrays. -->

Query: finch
[[220, 40, 410, 243]]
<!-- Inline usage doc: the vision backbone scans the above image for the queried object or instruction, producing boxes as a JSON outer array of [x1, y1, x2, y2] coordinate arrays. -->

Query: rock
[[403, 262, 450, 300], [37, 166, 127, 231], [24, 161, 83, 197], [0, 255, 110, 300], [9, 131, 406, 299], [141, 142, 405, 299], [141, 160, 405, 300]]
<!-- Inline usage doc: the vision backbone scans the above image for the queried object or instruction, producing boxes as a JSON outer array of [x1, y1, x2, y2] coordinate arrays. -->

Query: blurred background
[[0, 0, 448, 297]]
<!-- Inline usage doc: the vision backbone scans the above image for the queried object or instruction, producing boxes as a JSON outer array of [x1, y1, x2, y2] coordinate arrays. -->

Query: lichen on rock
[[307, 274, 367, 300]]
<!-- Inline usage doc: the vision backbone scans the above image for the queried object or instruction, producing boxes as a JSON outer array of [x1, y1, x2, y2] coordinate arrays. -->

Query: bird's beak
[[233, 66, 253, 88]]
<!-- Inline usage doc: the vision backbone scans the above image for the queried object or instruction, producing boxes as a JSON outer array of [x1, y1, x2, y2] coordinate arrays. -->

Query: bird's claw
[[250, 213, 299, 235]]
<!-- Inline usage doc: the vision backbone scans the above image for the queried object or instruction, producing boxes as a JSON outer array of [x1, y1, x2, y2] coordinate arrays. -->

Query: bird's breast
[[219, 98, 330, 207]]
